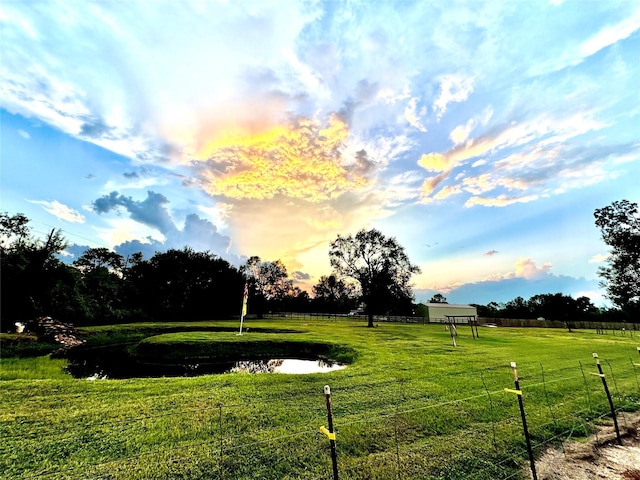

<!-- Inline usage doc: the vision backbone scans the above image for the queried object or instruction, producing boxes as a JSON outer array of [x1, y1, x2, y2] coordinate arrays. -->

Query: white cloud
[[18, 129, 30, 139], [579, 8, 640, 58], [589, 253, 610, 264], [404, 97, 427, 132], [449, 123, 473, 145], [94, 217, 165, 248], [198, 203, 233, 228], [576, 290, 608, 305], [30, 200, 85, 223], [102, 176, 168, 192], [449, 107, 492, 145], [433, 75, 474, 119], [484, 257, 552, 282], [471, 159, 487, 168], [464, 194, 539, 208]]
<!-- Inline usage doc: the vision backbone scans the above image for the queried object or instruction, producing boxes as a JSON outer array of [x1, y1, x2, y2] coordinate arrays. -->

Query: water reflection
[[65, 349, 346, 379], [230, 359, 346, 374]]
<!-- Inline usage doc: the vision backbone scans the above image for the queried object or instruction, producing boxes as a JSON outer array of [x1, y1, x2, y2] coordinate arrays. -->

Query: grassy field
[[1, 319, 639, 479]]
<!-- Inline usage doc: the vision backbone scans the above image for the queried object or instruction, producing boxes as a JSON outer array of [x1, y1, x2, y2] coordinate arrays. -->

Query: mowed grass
[[1, 319, 639, 479]]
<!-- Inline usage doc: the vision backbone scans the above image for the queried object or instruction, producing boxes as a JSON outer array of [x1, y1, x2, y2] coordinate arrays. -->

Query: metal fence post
[[506, 362, 537, 480], [592, 353, 622, 445], [321, 385, 339, 480]]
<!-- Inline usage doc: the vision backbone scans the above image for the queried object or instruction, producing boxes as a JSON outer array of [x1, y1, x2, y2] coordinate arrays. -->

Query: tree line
[[473, 294, 622, 323], [0, 214, 421, 328], [1, 199, 637, 328]]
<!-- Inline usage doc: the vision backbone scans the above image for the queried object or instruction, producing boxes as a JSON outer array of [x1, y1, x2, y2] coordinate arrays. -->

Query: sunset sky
[[1, 1, 639, 306]]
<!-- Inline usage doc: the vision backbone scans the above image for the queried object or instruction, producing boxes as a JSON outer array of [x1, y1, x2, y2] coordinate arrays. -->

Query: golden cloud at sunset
[[197, 115, 369, 202]]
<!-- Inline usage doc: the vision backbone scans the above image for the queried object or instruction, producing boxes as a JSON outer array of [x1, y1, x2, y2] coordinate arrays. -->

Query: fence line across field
[[262, 311, 639, 330], [8, 353, 639, 480]]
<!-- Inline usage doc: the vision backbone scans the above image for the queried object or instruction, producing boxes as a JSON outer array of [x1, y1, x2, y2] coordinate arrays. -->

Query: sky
[[1, 0, 639, 307]]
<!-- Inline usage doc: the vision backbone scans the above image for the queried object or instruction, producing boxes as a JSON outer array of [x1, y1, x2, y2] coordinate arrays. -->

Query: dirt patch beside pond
[[535, 412, 640, 480]]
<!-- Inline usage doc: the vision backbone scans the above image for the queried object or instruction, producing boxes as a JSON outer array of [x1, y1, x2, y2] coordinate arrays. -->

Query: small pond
[[64, 345, 346, 379]]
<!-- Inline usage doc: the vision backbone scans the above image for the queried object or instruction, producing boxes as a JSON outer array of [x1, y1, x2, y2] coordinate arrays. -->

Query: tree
[[428, 293, 448, 304], [0, 213, 83, 323], [502, 296, 530, 319], [72, 248, 129, 324], [241, 256, 294, 316], [594, 200, 640, 317], [73, 247, 125, 273], [329, 229, 421, 327], [312, 274, 359, 313], [128, 248, 244, 321], [0, 212, 30, 248]]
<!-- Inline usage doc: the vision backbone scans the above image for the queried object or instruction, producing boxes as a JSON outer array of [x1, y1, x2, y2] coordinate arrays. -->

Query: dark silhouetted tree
[[128, 248, 243, 321], [73, 248, 128, 324], [0, 213, 84, 323], [428, 293, 448, 303], [312, 275, 359, 313], [329, 229, 421, 327], [73, 247, 125, 273], [594, 200, 640, 318], [502, 296, 529, 319], [241, 256, 294, 316]]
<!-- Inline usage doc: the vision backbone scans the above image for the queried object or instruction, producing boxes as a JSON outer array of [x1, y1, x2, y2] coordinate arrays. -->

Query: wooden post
[[592, 353, 622, 445], [447, 317, 457, 347], [321, 385, 339, 480]]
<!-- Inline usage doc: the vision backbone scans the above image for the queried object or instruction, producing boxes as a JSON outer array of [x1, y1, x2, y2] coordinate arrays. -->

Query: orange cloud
[[197, 114, 369, 202]]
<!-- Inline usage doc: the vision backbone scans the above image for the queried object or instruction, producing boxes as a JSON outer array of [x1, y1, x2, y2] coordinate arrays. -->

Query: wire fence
[[2, 353, 640, 480], [264, 312, 640, 332]]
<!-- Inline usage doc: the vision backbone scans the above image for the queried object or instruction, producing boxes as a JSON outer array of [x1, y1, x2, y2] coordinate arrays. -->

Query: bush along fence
[[3, 351, 640, 480]]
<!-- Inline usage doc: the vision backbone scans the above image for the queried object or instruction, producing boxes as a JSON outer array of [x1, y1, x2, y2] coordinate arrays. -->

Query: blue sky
[[1, 0, 639, 306]]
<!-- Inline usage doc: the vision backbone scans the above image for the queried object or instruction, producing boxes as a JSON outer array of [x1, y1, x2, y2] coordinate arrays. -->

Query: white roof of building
[[420, 303, 476, 309]]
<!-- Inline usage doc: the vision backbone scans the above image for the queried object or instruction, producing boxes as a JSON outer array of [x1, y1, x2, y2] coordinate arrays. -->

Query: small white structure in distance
[[418, 303, 478, 324]]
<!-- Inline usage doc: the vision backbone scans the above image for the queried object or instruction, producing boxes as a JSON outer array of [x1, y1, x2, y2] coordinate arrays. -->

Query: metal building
[[419, 303, 478, 323]]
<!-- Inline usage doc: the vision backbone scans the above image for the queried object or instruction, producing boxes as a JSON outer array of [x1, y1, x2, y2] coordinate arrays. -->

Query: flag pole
[[237, 282, 248, 336]]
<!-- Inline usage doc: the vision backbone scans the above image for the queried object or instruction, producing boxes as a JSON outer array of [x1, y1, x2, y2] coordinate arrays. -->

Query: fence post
[[321, 385, 339, 480], [592, 353, 622, 445], [506, 362, 537, 480], [448, 318, 457, 347]]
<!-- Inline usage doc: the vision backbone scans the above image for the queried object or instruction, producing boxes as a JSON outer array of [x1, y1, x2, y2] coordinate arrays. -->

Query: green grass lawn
[[1, 319, 639, 479]]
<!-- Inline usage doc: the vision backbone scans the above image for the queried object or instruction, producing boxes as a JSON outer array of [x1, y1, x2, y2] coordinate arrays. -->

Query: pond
[[64, 345, 346, 379]]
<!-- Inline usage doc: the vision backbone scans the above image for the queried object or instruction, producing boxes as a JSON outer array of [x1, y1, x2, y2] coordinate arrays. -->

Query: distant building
[[418, 303, 478, 323]]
